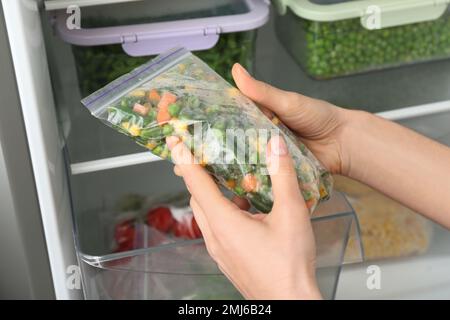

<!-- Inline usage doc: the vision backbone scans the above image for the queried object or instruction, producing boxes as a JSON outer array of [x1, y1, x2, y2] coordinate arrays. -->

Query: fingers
[[166, 136, 238, 223], [178, 166, 264, 214], [232, 63, 310, 117], [189, 197, 218, 256], [266, 136, 306, 214], [173, 165, 182, 177], [250, 213, 267, 221]]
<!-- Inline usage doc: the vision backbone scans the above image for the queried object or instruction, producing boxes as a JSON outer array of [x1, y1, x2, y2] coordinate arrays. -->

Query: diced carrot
[[158, 92, 177, 110], [157, 106, 171, 125], [305, 198, 316, 210], [148, 89, 161, 102], [156, 92, 177, 125], [241, 174, 258, 193], [132, 103, 150, 116]]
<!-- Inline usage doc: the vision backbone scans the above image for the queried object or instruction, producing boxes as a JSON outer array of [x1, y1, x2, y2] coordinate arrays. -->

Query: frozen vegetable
[[82, 47, 332, 213], [276, 10, 450, 78], [147, 207, 176, 233], [73, 32, 255, 96], [114, 219, 136, 247]]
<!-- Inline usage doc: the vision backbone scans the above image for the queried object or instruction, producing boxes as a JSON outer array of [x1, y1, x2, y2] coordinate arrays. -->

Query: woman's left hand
[[166, 135, 322, 300]]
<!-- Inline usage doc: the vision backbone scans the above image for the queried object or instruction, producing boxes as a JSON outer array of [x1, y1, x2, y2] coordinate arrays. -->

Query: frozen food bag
[[81, 47, 332, 213]]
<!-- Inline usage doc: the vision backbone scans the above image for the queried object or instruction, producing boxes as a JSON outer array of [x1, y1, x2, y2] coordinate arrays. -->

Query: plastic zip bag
[[82, 47, 332, 213]]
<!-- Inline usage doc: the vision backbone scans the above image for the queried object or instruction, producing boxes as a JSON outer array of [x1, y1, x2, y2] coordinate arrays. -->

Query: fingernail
[[270, 136, 288, 156], [235, 63, 250, 76]]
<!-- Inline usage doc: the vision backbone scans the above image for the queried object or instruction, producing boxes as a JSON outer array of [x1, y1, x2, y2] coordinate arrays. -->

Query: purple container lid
[[54, 0, 269, 56]]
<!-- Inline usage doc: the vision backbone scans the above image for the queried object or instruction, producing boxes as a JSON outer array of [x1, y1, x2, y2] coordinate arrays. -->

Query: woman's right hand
[[232, 63, 355, 176]]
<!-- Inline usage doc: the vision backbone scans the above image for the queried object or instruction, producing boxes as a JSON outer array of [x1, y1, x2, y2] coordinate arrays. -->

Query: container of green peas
[[53, 0, 269, 96], [273, 0, 450, 79]]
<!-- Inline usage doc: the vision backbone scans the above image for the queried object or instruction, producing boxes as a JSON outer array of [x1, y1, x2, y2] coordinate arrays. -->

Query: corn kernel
[[272, 117, 280, 125], [128, 125, 141, 136], [146, 141, 157, 150], [173, 120, 188, 132], [129, 89, 146, 98], [226, 180, 236, 189], [121, 122, 130, 130], [227, 87, 240, 97], [160, 148, 169, 159]]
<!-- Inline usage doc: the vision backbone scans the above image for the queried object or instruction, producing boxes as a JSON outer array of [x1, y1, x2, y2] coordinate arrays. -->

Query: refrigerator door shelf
[[75, 191, 363, 299], [70, 151, 160, 175]]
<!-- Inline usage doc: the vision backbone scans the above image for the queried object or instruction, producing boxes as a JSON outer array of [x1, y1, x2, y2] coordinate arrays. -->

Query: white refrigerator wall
[[2, 0, 81, 299]]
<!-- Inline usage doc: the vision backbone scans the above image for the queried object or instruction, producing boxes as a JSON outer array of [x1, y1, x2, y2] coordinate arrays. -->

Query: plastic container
[[334, 175, 432, 261], [52, 0, 269, 95], [75, 191, 363, 300], [273, 0, 450, 79]]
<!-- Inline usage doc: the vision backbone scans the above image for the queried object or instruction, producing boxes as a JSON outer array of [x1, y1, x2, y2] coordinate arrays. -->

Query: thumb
[[231, 63, 310, 118], [266, 136, 306, 214]]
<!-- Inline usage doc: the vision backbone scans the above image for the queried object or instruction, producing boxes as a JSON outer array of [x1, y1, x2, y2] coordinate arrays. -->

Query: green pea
[[143, 109, 157, 126], [299, 14, 450, 78], [212, 119, 226, 131], [205, 104, 220, 114], [168, 103, 181, 117], [162, 124, 174, 136], [234, 185, 245, 197], [152, 145, 163, 156]]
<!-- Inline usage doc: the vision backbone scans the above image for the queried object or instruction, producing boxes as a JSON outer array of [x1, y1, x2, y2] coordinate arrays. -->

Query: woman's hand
[[232, 64, 450, 228], [167, 135, 322, 300], [232, 63, 352, 175]]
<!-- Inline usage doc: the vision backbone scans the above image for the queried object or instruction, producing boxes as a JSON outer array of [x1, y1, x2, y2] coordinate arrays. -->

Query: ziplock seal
[[81, 47, 190, 116]]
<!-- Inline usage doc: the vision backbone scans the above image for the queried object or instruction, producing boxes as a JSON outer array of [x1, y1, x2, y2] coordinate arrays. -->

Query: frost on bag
[[82, 47, 333, 213]]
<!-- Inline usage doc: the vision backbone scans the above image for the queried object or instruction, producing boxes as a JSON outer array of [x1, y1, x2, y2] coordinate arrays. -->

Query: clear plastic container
[[75, 191, 363, 300], [334, 175, 433, 261], [274, 0, 450, 79], [52, 0, 268, 95]]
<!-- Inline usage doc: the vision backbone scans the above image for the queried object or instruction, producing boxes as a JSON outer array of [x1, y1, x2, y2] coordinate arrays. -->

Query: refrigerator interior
[[7, 0, 449, 299], [40, 0, 364, 299]]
